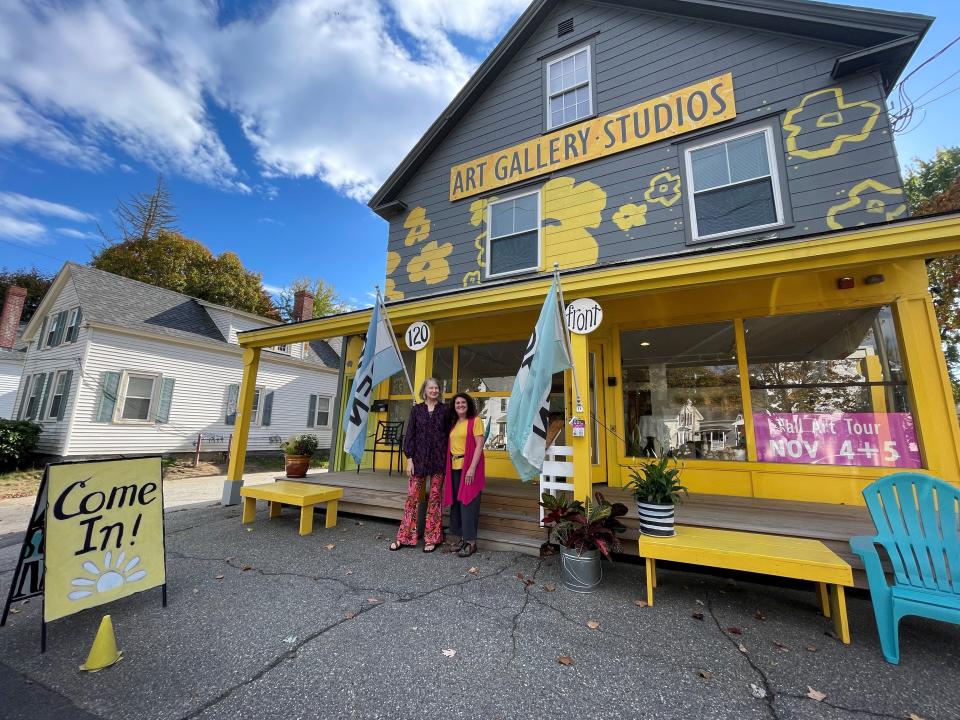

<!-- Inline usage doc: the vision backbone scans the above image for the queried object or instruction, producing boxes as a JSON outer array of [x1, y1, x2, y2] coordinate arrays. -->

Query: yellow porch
[[223, 214, 960, 511]]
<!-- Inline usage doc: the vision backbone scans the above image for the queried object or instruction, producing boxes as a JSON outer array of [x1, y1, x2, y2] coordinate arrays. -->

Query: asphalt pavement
[[0, 494, 958, 719]]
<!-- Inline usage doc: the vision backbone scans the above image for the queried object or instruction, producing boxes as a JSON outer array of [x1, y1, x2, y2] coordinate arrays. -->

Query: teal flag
[[507, 276, 573, 481]]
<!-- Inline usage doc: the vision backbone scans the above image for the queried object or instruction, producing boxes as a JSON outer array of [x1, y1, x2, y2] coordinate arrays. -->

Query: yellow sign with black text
[[449, 73, 736, 201], [44, 457, 165, 622]]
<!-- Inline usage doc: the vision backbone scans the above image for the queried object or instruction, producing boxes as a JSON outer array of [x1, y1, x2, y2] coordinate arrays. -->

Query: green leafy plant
[[282, 434, 319, 457], [540, 491, 628, 559], [625, 452, 688, 505], [0, 419, 42, 472]]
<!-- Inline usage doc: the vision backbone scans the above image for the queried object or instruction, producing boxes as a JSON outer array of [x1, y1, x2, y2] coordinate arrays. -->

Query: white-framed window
[[546, 45, 592, 129], [314, 396, 331, 428], [265, 344, 288, 354], [116, 371, 159, 423], [683, 126, 785, 241], [64, 307, 81, 343], [486, 189, 541, 278], [20, 374, 39, 418], [45, 312, 62, 348], [251, 385, 265, 425], [46, 370, 70, 421]]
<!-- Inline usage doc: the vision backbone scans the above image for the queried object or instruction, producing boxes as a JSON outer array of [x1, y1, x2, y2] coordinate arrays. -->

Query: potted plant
[[625, 452, 687, 537], [540, 491, 627, 592], [282, 434, 319, 478]]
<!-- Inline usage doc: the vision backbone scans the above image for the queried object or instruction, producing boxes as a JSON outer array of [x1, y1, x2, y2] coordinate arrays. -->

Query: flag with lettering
[[344, 298, 405, 466], [507, 276, 572, 481]]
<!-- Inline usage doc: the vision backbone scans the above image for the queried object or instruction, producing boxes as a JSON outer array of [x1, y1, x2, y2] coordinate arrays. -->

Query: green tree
[[275, 276, 344, 321], [0, 267, 54, 323], [905, 147, 960, 401], [92, 231, 278, 318]]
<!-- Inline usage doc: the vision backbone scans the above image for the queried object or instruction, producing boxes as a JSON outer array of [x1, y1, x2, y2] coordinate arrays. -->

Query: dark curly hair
[[447, 392, 478, 433]]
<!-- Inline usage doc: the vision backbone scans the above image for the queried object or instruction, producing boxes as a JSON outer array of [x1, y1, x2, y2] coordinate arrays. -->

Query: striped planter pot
[[637, 502, 676, 537]]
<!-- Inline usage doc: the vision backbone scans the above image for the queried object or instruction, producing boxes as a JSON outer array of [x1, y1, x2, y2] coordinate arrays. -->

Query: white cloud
[[0, 192, 95, 223], [57, 227, 102, 240], [0, 215, 46, 243], [0, 0, 527, 201], [262, 283, 286, 296]]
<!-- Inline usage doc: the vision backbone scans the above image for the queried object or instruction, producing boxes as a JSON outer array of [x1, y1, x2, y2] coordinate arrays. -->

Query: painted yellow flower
[[783, 88, 881, 160], [469, 198, 491, 228], [543, 177, 606, 270], [384, 250, 404, 300], [644, 172, 681, 207], [403, 207, 431, 246], [613, 203, 648, 231], [826, 179, 906, 230], [407, 240, 453, 285], [462, 271, 481, 287]]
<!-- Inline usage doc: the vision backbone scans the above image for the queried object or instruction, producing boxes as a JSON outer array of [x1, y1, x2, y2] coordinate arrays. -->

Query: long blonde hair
[[418, 377, 444, 403]]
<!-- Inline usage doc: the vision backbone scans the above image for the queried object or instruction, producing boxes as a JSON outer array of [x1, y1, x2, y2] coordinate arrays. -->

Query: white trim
[[545, 44, 592, 130], [64, 307, 81, 344], [684, 125, 785, 242], [251, 385, 265, 426], [314, 394, 333, 429], [44, 310, 63, 349], [63, 329, 92, 455], [115, 370, 160, 424], [44, 369, 70, 422], [485, 187, 542, 279]]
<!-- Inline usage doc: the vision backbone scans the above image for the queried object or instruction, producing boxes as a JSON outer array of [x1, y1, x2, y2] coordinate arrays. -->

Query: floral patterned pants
[[396, 474, 444, 546]]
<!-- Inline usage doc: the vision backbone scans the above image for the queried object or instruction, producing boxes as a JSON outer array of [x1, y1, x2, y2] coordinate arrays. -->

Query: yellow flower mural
[[403, 207, 431, 246], [826, 179, 907, 230], [644, 172, 681, 207], [613, 203, 648, 231], [783, 88, 881, 160], [461, 197, 495, 287], [407, 240, 453, 285], [384, 250, 404, 301], [542, 177, 606, 270]]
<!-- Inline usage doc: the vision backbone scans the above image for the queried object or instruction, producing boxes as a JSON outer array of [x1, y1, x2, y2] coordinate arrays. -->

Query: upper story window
[[546, 45, 592, 129], [38, 306, 82, 349], [684, 126, 786, 242], [487, 189, 540, 278]]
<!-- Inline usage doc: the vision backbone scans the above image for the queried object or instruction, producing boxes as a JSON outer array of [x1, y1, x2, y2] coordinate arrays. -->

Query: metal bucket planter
[[559, 546, 602, 592], [637, 502, 676, 537]]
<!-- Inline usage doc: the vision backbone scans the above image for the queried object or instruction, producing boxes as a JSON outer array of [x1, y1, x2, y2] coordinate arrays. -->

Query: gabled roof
[[368, 0, 932, 216], [23, 263, 339, 370]]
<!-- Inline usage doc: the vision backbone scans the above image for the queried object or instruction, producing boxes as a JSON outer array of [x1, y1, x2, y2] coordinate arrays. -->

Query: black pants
[[449, 469, 482, 543]]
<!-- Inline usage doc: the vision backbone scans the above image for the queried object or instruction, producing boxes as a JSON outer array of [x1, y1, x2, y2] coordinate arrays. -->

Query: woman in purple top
[[390, 378, 447, 552]]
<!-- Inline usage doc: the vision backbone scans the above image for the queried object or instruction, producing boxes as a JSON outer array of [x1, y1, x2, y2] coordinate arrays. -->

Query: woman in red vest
[[444, 392, 486, 558]]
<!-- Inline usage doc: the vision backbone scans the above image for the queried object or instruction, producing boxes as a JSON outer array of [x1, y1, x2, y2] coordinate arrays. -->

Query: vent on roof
[[557, 18, 574, 37]]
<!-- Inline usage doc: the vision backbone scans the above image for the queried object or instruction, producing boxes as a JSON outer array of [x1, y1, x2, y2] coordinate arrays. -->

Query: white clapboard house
[[9, 263, 340, 459], [0, 285, 28, 419]]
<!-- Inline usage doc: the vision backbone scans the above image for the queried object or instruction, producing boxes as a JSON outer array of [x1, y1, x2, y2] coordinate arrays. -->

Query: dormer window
[[545, 45, 592, 130]]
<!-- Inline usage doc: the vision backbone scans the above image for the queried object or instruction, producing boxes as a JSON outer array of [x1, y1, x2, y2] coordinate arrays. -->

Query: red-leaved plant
[[540, 491, 628, 559]]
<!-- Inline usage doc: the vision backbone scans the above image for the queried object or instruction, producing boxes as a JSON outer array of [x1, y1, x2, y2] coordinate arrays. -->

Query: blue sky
[[0, 0, 957, 309]]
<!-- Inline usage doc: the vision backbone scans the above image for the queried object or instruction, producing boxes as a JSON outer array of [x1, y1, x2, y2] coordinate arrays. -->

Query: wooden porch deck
[[282, 470, 876, 586]]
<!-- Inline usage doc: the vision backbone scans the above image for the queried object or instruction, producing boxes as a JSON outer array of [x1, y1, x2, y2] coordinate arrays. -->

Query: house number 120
[[405, 321, 431, 351]]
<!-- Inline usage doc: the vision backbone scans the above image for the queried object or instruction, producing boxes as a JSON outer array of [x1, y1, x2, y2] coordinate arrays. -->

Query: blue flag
[[506, 276, 573, 481], [344, 298, 405, 466]]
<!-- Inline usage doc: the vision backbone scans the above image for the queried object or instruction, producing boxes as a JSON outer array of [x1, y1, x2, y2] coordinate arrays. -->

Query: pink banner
[[753, 412, 921, 468]]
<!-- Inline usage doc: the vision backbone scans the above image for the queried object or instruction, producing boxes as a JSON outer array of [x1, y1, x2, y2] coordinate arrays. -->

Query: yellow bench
[[240, 481, 344, 536], [639, 526, 854, 644]]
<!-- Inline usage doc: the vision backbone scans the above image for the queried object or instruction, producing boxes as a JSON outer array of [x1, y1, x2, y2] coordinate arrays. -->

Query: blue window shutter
[[57, 370, 75, 421], [37, 316, 48, 350], [156, 377, 175, 424], [68, 307, 83, 343], [96, 371, 121, 423], [261, 391, 274, 426], [51, 310, 68, 347], [34, 373, 53, 421], [225, 384, 239, 425], [307, 394, 317, 428]]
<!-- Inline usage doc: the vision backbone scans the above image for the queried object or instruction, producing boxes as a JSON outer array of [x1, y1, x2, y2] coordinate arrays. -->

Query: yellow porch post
[[570, 331, 592, 501], [895, 296, 960, 483], [221, 347, 261, 506]]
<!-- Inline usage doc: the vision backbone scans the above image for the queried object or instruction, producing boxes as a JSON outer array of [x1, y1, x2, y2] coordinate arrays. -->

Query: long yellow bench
[[639, 526, 854, 643], [240, 481, 344, 536]]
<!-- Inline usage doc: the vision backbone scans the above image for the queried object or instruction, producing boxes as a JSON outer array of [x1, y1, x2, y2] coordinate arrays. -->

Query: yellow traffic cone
[[79, 615, 122, 672]]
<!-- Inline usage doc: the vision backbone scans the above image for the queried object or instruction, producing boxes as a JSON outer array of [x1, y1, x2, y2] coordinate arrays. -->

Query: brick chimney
[[0, 286, 27, 350], [293, 290, 314, 322]]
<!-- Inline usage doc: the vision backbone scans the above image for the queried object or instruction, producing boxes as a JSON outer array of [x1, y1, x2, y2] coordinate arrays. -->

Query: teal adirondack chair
[[850, 472, 960, 664]]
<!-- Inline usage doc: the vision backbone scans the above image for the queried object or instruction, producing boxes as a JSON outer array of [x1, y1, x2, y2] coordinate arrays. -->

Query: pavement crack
[[776, 692, 914, 719], [506, 557, 544, 668]]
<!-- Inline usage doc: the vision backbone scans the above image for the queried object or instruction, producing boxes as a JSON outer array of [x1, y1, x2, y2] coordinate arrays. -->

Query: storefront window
[[746, 306, 920, 468], [433, 346, 454, 395], [621, 322, 744, 461], [389, 350, 416, 396], [457, 340, 526, 393]]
